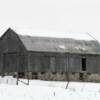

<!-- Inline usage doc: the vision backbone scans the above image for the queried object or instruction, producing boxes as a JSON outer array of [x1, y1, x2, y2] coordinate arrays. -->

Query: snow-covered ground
[[0, 76, 100, 100]]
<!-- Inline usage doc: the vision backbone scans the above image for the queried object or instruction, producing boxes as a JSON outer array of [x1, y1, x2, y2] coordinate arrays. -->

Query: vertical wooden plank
[[50, 57, 55, 72]]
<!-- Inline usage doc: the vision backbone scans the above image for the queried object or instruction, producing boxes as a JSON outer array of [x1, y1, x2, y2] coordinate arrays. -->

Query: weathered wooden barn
[[0, 28, 100, 81]]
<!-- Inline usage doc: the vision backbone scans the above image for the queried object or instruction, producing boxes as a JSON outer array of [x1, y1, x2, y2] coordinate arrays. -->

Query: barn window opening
[[81, 58, 86, 71]]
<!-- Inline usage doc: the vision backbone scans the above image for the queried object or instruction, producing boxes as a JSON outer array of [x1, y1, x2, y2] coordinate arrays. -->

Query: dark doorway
[[81, 58, 86, 71]]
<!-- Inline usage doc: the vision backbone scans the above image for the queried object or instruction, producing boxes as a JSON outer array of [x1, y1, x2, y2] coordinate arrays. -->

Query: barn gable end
[[0, 28, 28, 73], [0, 28, 26, 53]]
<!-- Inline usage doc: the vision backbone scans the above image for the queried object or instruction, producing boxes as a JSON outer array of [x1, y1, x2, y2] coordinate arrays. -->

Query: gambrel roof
[[2, 28, 100, 54], [18, 35, 100, 54]]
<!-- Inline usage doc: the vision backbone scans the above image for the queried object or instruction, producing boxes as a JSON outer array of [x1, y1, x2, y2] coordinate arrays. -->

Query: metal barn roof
[[17, 34, 100, 54], [2, 28, 99, 54]]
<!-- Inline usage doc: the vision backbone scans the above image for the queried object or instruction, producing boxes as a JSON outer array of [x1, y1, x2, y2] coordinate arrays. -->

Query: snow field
[[0, 76, 100, 100]]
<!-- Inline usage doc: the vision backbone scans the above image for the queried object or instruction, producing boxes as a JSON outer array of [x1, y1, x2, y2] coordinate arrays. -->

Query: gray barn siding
[[95, 56, 100, 73], [68, 54, 100, 74], [18, 53, 28, 72], [68, 54, 81, 72], [54, 55, 67, 72], [27, 52, 83, 73], [2, 52, 28, 73], [0, 29, 25, 53], [0, 28, 100, 78], [86, 55, 100, 73], [27, 52, 100, 74], [50, 57, 56, 72], [0, 29, 28, 73], [0, 54, 3, 73], [3, 53, 18, 72], [28, 52, 52, 72]]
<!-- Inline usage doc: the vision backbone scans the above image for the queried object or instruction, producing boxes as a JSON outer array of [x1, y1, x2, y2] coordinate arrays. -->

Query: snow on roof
[[12, 27, 94, 41], [5, 27, 98, 54], [17, 34, 100, 54], [58, 45, 66, 50]]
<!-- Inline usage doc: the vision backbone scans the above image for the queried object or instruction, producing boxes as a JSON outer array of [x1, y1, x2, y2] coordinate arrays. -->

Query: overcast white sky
[[0, 0, 100, 40]]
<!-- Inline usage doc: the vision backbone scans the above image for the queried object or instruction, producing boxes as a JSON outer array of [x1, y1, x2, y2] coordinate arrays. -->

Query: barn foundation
[[12, 72, 100, 82]]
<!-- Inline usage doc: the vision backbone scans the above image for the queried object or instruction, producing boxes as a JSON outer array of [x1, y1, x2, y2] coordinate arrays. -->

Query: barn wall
[[3, 53, 18, 72], [0, 54, 3, 73], [17, 53, 28, 72], [27, 52, 51, 72], [27, 52, 100, 74], [1, 52, 28, 73], [0, 29, 28, 73], [69, 54, 100, 74], [68, 54, 100, 74], [27, 52, 82, 73], [68, 54, 81, 72], [0, 29, 26, 53], [0, 28, 100, 77], [86, 55, 100, 73]]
